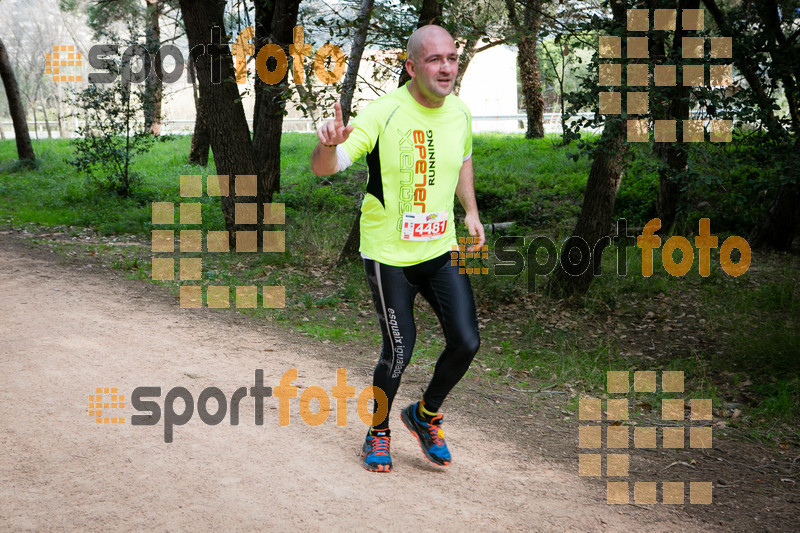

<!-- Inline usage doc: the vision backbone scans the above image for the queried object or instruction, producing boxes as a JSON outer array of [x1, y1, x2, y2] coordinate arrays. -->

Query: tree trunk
[[178, 0, 258, 242], [338, 199, 363, 265], [188, 100, 210, 166], [540, 34, 569, 143], [295, 82, 320, 129], [188, 60, 209, 165], [144, 0, 163, 136], [546, 0, 628, 297], [397, 0, 443, 87], [340, 0, 374, 124], [55, 88, 67, 139], [653, 0, 698, 233], [453, 37, 478, 96], [547, 128, 627, 296], [505, 0, 545, 138], [654, 149, 685, 235], [42, 101, 52, 139], [517, 37, 545, 138], [30, 104, 38, 140], [337, 0, 375, 265], [559, 45, 567, 143], [1, 38, 34, 159], [252, 0, 301, 208]]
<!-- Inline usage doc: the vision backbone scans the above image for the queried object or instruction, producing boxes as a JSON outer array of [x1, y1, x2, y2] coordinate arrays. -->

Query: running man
[[310, 25, 484, 473]]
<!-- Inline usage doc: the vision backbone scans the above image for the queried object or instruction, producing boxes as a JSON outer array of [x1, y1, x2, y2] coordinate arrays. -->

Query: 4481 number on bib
[[401, 211, 448, 241]]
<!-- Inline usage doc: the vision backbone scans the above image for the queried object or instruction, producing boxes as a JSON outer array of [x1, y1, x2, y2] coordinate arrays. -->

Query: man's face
[[407, 32, 458, 102]]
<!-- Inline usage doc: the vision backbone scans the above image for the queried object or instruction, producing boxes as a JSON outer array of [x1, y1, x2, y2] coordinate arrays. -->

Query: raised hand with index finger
[[317, 102, 354, 148]]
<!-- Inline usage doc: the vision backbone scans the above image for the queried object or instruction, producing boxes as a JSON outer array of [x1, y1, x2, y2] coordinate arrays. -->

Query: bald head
[[406, 25, 455, 63], [404, 24, 458, 106]]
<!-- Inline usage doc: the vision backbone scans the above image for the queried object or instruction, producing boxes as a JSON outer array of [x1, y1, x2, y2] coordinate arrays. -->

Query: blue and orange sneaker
[[361, 428, 392, 472], [400, 403, 451, 466]]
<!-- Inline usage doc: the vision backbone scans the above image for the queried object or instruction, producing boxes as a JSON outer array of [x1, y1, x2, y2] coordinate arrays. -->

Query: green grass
[[0, 136, 211, 234], [1, 133, 798, 444], [471, 134, 592, 229]]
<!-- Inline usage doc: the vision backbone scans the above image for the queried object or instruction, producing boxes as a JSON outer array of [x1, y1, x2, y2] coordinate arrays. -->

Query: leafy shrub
[[69, 81, 154, 197]]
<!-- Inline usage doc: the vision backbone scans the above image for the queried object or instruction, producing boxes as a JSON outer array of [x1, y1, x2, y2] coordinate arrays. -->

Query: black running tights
[[363, 251, 480, 429]]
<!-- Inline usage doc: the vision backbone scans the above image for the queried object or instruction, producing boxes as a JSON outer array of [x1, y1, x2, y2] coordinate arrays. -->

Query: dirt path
[[0, 236, 708, 532]]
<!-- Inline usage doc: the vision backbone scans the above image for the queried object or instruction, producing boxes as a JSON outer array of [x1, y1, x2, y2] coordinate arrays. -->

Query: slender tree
[[178, 0, 258, 242], [0, 37, 35, 160], [652, 0, 700, 234], [546, 0, 628, 296], [144, 0, 164, 135], [340, 0, 375, 124], [178, 0, 301, 244], [505, 0, 545, 138], [60, 0, 177, 136], [745, 0, 800, 250], [187, 59, 209, 165], [337, 0, 376, 265], [251, 0, 301, 204]]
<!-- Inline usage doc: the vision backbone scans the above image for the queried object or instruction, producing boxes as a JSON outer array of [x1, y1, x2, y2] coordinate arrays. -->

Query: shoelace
[[428, 415, 445, 446], [370, 435, 390, 456]]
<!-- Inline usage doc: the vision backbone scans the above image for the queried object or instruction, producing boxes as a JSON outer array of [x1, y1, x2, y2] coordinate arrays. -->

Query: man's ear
[[404, 58, 415, 79]]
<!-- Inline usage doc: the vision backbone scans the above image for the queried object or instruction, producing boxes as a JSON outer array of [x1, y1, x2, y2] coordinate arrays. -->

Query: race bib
[[401, 211, 448, 241]]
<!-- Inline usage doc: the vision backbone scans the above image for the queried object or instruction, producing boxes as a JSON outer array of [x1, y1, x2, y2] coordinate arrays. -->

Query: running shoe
[[361, 428, 392, 472], [400, 403, 451, 466]]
